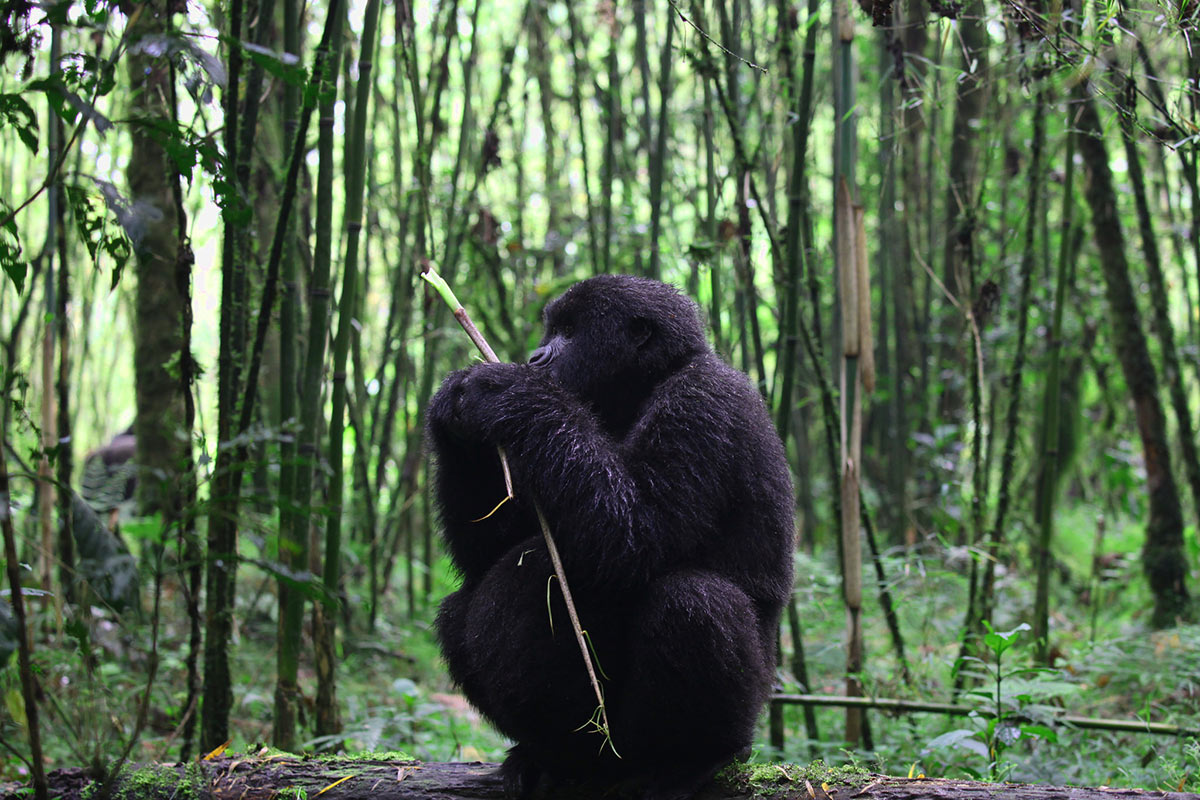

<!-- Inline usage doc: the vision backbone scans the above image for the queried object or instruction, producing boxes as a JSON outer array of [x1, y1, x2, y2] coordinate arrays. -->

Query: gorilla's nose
[[528, 347, 550, 367]]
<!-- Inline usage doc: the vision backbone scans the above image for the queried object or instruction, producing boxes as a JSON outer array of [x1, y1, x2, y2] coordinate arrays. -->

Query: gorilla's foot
[[499, 743, 548, 800], [641, 750, 747, 800]]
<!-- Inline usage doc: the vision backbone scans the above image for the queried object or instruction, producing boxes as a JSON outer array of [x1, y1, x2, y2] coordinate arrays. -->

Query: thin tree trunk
[[877, 24, 901, 553], [273, 0, 303, 674], [1075, 84, 1190, 629], [272, 0, 310, 751], [442, 2, 518, 286], [602, 4, 620, 274], [1117, 77, 1200, 528], [833, 0, 864, 747], [774, 0, 819, 746], [163, 7, 202, 761], [279, 0, 344, 744], [647, 9, 675, 281], [565, 1, 598, 274], [702, 75, 722, 352], [0, 440, 48, 800], [49, 20, 73, 611], [317, 0, 382, 739], [715, 0, 767, 395], [529, 6, 562, 276], [38, 269, 54, 598], [981, 88, 1049, 633], [204, 0, 245, 748], [1032, 123, 1076, 666], [634, 0, 652, 167], [938, 0, 988, 420], [438, 0, 481, 281], [127, 0, 190, 523]]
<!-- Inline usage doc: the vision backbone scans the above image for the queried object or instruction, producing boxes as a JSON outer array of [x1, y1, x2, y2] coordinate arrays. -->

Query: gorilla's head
[[528, 276, 707, 426]]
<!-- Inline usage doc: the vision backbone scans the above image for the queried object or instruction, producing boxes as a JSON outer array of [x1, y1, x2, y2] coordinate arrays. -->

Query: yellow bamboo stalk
[[854, 204, 875, 393]]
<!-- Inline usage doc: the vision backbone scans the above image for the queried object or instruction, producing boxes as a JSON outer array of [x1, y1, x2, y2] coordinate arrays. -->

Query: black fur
[[428, 276, 794, 799]]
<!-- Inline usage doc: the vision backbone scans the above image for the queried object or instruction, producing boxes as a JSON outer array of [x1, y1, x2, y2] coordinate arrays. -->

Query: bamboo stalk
[[1, 438, 48, 799], [833, 0, 864, 747], [981, 88, 1048, 639], [203, 0, 246, 750], [316, 0, 384, 740], [272, 0, 346, 750], [565, 1, 599, 274], [771, 695, 1200, 737], [647, 8, 676, 281]]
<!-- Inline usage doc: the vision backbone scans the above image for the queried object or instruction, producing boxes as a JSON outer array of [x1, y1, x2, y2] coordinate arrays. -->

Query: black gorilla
[[427, 275, 794, 800]]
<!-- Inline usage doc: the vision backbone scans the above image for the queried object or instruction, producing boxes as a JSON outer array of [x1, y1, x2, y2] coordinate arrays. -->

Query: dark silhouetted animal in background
[[428, 276, 794, 800], [81, 428, 136, 529]]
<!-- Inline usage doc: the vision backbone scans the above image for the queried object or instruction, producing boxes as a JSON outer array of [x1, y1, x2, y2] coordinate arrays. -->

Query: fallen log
[[8, 756, 1200, 800]]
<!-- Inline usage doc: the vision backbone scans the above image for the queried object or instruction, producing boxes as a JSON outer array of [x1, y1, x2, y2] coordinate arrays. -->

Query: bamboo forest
[[0, 0, 1199, 796]]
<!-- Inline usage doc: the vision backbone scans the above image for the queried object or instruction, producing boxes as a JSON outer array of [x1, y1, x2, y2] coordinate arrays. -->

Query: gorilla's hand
[[428, 362, 533, 442]]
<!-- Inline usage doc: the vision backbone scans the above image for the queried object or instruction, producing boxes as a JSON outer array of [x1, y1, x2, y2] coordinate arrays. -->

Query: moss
[[718, 760, 871, 798], [111, 763, 204, 800], [325, 750, 416, 762], [255, 746, 302, 759]]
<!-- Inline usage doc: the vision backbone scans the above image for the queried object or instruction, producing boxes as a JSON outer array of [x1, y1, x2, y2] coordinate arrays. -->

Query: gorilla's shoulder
[[666, 352, 764, 406]]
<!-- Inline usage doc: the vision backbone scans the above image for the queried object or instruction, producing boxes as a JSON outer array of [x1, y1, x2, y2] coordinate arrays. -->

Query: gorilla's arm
[[445, 358, 761, 589], [428, 379, 540, 582]]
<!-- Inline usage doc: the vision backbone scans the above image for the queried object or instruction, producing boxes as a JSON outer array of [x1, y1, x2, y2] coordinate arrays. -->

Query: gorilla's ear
[[630, 316, 653, 349]]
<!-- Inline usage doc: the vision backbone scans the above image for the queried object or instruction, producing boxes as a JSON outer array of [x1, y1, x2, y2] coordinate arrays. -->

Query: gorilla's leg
[[442, 541, 621, 797], [614, 571, 772, 800], [434, 588, 484, 705], [498, 742, 557, 800]]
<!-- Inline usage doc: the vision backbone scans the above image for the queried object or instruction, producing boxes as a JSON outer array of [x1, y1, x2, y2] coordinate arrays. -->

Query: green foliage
[[98, 763, 205, 800], [0, 200, 27, 293], [129, 117, 222, 185], [26, 52, 117, 133], [241, 42, 306, 89], [938, 624, 1061, 781], [64, 183, 133, 288], [0, 93, 38, 153], [0, 601, 18, 668], [1158, 739, 1200, 793], [128, 33, 224, 106], [719, 758, 871, 797]]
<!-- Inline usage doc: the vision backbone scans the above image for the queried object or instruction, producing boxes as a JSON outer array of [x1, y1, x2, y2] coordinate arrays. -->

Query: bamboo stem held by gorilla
[[420, 264, 500, 363], [420, 263, 617, 755], [421, 264, 513, 501]]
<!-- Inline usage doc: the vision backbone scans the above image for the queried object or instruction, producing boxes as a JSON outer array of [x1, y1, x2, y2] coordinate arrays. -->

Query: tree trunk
[[273, 0, 304, 752], [833, 0, 866, 747], [938, 0, 988, 420], [203, 0, 246, 751], [126, 0, 190, 522], [49, 20, 73, 610], [980, 88, 1046, 648], [23, 759, 1200, 800], [1032, 101, 1075, 666], [1117, 77, 1200, 530], [1074, 85, 1190, 628]]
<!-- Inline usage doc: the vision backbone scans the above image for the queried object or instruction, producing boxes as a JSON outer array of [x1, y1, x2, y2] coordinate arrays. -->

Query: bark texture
[[16, 759, 1200, 800], [126, 0, 189, 518], [1075, 86, 1190, 627]]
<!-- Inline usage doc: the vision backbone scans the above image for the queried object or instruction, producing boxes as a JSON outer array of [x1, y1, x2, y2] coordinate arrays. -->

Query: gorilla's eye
[[560, 323, 575, 339]]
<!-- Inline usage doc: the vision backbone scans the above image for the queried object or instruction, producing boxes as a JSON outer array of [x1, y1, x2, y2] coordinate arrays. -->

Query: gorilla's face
[[528, 276, 706, 421]]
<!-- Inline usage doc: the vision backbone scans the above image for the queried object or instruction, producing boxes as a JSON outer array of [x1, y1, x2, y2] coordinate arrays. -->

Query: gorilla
[[427, 275, 794, 800]]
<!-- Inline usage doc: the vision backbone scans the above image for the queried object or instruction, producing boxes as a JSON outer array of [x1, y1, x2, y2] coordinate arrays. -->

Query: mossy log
[[8, 757, 1200, 800]]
